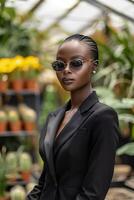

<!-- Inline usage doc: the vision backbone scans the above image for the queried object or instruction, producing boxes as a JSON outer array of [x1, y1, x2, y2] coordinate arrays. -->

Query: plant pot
[[0, 81, 8, 92], [0, 192, 10, 200], [21, 171, 31, 182], [0, 197, 6, 200], [11, 80, 24, 91], [9, 121, 22, 132], [24, 121, 36, 132], [25, 79, 39, 91], [0, 122, 7, 133]]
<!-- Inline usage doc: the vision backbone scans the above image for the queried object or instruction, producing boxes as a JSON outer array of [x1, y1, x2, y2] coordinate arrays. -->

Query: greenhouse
[[0, 0, 134, 199]]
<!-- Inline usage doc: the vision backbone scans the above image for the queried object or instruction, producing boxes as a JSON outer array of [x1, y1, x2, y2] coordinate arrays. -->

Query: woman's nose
[[64, 63, 71, 73]]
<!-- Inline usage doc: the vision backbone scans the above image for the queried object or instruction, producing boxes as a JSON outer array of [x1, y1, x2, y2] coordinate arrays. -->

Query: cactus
[[10, 185, 26, 200], [6, 152, 18, 173], [18, 104, 36, 122], [19, 153, 32, 172], [7, 110, 20, 122], [0, 110, 7, 122]]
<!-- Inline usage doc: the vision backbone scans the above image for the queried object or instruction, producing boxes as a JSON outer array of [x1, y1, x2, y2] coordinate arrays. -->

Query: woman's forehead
[[57, 40, 91, 59]]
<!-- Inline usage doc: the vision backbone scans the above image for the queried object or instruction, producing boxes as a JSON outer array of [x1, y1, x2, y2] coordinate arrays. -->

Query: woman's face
[[55, 40, 94, 92]]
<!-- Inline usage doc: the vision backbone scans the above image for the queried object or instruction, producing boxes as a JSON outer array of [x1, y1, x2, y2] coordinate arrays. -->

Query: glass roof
[[7, 0, 134, 33]]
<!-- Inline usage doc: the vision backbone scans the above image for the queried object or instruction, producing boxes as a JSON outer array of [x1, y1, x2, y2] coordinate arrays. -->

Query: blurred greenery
[[93, 25, 134, 139], [117, 142, 134, 156], [0, 0, 42, 57], [39, 85, 60, 128]]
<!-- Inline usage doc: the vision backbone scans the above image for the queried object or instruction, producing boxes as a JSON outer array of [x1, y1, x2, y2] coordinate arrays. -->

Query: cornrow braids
[[63, 34, 99, 66]]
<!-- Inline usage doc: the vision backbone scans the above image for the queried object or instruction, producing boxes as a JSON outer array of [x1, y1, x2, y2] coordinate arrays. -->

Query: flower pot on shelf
[[0, 110, 7, 133], [25, 79, 39, 91], [19, 152, 32, 182], [23, 121, 36, 132], [6, 107, 21, 132], [10, 67, 24, 91], [11, 79, 24, 92], [18, 104, 37, 132], [0, 74, 8, 93], [0, 122, 7, 133], [21, 171, 31, 182], [0, 81, 8, 93], [9, 121, 22, 132]]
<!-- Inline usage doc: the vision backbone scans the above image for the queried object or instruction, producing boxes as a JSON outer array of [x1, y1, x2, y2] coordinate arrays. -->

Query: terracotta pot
[[25, 79, 39, 91], [0, 197, 6, 200], [11, 79, 24, 91], [24, 122, 36, 132], [9, 121, 22, 132], [21, 171, 31, 182], [0, 81, 8, 92], [0, 122, 7, 133], [0, 193, 9, 200]]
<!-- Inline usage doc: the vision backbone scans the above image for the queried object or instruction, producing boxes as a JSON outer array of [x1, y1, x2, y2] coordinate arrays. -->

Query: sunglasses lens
[[52, 61, 65, 71], [70, 59, 83, 69]]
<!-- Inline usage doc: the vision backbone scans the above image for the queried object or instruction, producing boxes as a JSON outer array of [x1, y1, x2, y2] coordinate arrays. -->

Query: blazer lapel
[[44, 106, 66, 184], [54, 91, 99, 156], [53, 109, 93, 156]]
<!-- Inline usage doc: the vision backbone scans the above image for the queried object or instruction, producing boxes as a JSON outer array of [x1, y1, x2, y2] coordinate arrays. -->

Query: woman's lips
[[62, 78, 74, 85]]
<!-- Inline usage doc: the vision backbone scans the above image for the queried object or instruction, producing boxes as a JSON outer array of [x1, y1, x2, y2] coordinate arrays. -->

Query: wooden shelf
[[0, 131, 37, 137], [0, 89, 40, 95]]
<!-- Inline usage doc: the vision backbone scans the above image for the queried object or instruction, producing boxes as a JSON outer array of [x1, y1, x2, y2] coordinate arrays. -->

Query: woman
[[27, 34, 120, 200]]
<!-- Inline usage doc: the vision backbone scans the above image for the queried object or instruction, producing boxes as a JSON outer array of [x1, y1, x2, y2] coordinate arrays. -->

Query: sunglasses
[[51, 59, 87, 71]]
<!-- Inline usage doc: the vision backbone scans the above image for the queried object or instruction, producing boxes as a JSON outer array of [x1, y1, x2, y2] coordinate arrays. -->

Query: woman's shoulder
[[93, 101, 118, 119]]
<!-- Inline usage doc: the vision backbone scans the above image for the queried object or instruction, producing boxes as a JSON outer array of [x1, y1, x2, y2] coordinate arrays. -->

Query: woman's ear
[[91, 60, 98, 74]]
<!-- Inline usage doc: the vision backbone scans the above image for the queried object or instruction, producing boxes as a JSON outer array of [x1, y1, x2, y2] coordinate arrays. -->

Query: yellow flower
[[0, 56, 41, 74], [24, 56, 40, 70]]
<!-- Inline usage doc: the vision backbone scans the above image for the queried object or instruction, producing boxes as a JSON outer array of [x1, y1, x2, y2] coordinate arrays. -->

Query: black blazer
[[27, 91, 120, 200]]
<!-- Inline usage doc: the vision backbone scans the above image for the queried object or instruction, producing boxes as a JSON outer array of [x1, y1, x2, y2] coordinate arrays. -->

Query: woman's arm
[[75, 108, 120, 200]]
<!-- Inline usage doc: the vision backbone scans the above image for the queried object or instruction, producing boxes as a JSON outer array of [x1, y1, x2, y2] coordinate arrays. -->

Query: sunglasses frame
[[51, 58, 91, 71]]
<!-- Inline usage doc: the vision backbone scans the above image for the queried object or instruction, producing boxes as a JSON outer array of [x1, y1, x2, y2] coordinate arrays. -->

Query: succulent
[[10, 185, 26, 200], [0, 110, 7, 122], [7, 110, 20, 122], [19, 153, 32, 172], [18, 104, 36, 122], [6, 152, 18, 173]]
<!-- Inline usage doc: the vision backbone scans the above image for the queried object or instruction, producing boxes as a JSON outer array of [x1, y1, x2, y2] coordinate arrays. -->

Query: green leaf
[[117, 142, 134, 156]]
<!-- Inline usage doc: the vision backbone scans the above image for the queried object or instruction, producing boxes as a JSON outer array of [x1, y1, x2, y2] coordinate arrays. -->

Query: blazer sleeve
[[75, 108, 120, 200], [26, 114, 51, 200]]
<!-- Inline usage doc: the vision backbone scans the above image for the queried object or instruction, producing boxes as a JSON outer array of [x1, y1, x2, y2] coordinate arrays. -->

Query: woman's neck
[[70, 83, 93, 110]]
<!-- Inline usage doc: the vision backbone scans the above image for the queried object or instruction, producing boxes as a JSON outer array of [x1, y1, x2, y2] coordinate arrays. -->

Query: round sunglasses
[[51, 59, 88, 71]]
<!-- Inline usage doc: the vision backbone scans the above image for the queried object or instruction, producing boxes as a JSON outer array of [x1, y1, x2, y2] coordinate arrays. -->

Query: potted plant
[[9, 56, 25, 91], [0, 147, 8, 200], [0, 74, 8, 93], [6, 152, 18, 182], [23, 56, 41, 91], [7, 108, 21, 132], [0, 110, 7, 133], [18, 104, 37, 132], [10, 185, 26, 200], [18, 152, 32, 182]]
